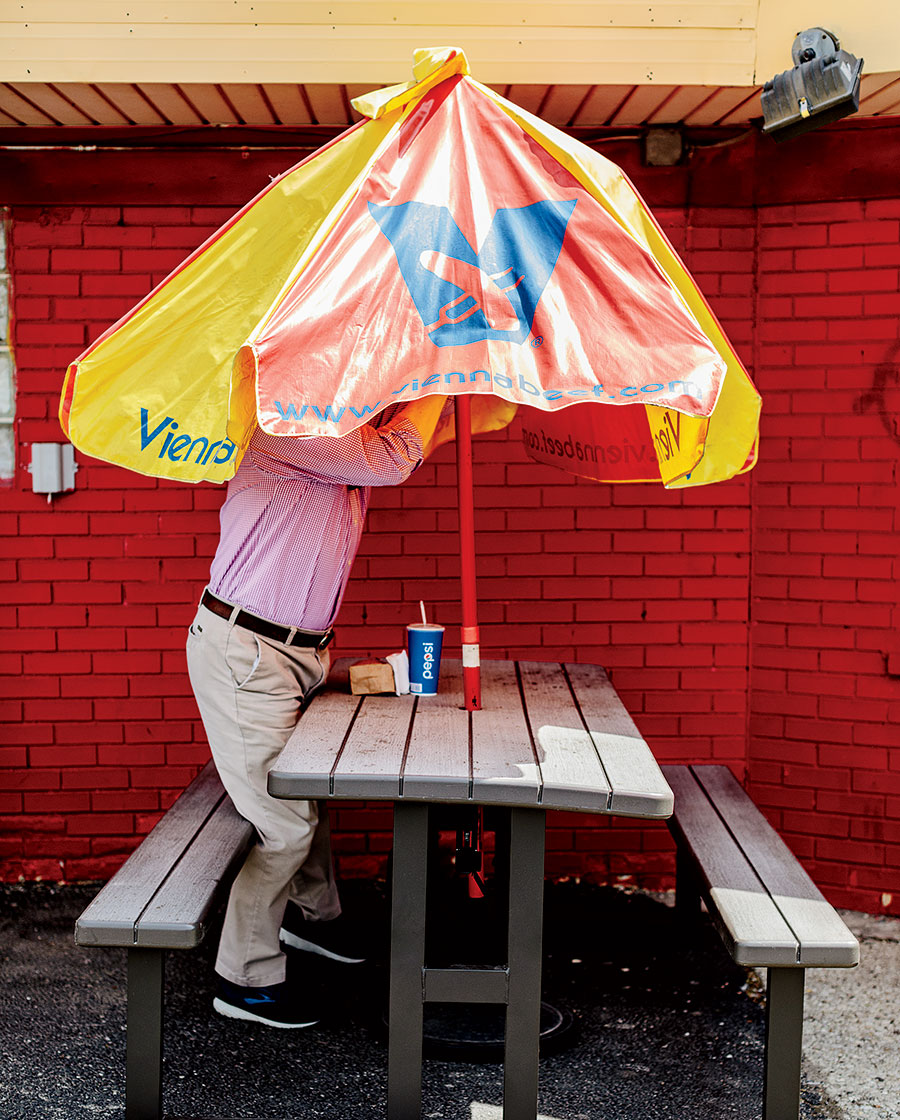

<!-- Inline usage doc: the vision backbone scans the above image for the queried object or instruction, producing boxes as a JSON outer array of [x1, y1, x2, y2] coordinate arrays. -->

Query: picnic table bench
[[269, 657, 674, 1120], [663, 763, 859, 1120], [71, 661, 858, 1120], [74, 656, 671, 1120], [74, 760, 254, 1120]]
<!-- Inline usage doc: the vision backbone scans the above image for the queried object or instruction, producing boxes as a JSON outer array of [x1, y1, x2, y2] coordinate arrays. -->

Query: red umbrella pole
[[454, 395, 482, 711]]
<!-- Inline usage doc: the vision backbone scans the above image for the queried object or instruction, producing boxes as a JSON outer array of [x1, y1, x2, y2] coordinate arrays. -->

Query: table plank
[[267, 660, 361, 799], [135, 797, 254, 948], [330, 690, 416, 798], [517, 661, 612, 813], [565, 663, 673, 818], [664, 765, 799, 966], [470, 661, 541, 805], [75, 762, 226, 946], [401, 660, 470, 801], [693, 766, 859, 966], [269, 659, 670, 820]]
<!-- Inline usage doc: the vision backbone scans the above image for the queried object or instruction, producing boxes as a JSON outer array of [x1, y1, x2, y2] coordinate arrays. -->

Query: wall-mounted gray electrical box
[[29, 443, 78, 500]]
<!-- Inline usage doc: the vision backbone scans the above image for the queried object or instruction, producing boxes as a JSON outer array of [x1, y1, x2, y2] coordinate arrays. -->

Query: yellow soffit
[[2, 2, 899, 136], [1, 1, 899, 87]]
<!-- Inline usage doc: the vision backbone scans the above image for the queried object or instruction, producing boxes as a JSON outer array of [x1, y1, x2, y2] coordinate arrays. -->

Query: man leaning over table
[[186, 395, 445, 1029]]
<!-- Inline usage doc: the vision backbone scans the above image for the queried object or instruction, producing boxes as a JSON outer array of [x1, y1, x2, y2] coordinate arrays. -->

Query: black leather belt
[[200, 589, 334, 651]]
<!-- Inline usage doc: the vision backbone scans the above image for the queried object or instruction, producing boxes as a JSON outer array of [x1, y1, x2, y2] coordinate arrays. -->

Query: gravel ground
[[0, 880, 896, 1120], [798, 911, 900, 1119]]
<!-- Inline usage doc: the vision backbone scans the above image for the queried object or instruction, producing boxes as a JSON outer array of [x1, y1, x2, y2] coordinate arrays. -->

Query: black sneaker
[[279, 905, 366, 964], [212, 976, 320, 1029]]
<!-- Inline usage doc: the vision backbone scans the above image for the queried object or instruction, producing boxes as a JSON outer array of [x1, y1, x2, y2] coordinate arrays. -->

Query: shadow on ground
[[1, 879, 840, 1119]]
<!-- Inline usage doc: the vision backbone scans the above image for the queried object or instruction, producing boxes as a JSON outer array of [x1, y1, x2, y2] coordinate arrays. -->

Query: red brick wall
[[748, 198, 900, 913], [2, 135, 898, 915]]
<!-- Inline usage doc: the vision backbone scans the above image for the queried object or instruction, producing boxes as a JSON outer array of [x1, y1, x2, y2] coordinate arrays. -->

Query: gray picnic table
[[268, 658, 674, 1120]]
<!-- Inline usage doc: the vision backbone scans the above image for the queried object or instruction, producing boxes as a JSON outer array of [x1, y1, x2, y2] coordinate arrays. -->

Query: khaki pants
[[186, 600, 340, 987]]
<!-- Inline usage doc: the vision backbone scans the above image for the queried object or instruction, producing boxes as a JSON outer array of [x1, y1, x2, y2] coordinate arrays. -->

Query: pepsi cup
[[407, 623, 444, 696]]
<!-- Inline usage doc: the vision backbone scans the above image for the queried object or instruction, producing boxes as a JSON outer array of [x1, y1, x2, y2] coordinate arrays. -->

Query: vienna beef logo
[[139, 408, 236, 466], [368, 198, 576, 347]]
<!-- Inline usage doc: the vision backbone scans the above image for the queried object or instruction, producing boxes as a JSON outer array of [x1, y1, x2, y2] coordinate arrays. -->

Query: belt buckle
[[317, 630, 335, 651]]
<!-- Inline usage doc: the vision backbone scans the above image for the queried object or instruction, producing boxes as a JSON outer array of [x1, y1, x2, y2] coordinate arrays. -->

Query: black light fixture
[[761, 27, 863, 142]]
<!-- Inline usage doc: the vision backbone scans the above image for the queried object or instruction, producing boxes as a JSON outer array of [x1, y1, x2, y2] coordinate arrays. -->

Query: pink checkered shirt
[[208, 408, 423, 631]]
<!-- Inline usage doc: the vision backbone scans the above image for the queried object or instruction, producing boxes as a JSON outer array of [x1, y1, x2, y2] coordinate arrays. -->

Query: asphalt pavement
[[1, 879, 897, 1120]]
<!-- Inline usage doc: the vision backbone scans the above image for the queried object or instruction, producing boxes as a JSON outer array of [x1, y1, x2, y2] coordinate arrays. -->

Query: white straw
[[419, 600, 428, 626]]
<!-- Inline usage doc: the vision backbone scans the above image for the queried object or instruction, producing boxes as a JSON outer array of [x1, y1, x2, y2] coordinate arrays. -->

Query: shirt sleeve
[[247, 414, 424, 488]]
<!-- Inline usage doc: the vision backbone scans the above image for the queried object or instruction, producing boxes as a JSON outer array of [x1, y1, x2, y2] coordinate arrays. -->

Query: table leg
[[503, 807, 546, 1120], [388, 801, 430, 1120], [126, 947, 164, 1120], [763, 967, 805, 1120], [675, 845, 703, 922]]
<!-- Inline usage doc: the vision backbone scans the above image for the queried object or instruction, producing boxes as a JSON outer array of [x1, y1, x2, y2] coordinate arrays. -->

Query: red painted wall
[[748, 198, 900, 913], [1, 127, 898, 915]]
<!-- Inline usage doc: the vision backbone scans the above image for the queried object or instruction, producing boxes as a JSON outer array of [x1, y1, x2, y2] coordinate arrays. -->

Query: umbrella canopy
[[59, 46, 761, 709], [60, 46, 759, 491]]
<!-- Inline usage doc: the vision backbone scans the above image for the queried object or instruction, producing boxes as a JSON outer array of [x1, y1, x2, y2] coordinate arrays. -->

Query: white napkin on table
[[385, 650, 410, 695]]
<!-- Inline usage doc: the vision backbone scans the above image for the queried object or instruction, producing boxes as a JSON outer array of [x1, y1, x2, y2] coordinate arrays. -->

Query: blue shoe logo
[[368, 199, 576, 348]]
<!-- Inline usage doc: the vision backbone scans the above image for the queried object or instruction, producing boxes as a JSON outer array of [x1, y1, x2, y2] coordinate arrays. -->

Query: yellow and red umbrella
[[60, 46, 761, 710]]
